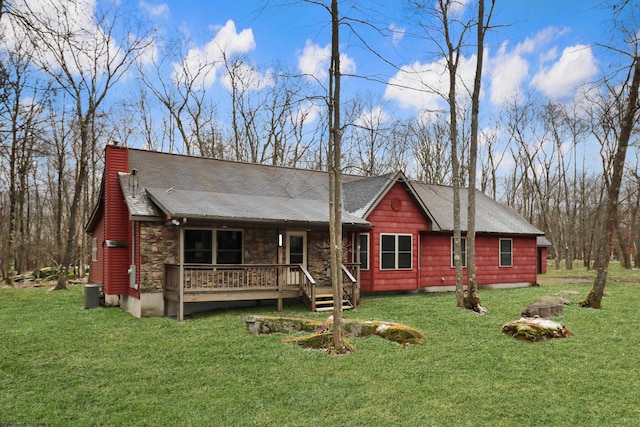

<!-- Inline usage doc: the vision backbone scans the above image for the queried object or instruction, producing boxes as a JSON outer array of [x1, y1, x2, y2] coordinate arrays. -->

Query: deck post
[[178, 225, 184, 322], [277, 229, 283, 312]]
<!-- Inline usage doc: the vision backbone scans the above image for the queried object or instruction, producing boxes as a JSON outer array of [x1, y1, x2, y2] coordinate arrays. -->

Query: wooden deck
[[164, 263, 360, 319]]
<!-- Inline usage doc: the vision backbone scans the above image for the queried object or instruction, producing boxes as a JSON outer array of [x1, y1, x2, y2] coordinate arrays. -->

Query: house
[[86, 145, 547, 319]]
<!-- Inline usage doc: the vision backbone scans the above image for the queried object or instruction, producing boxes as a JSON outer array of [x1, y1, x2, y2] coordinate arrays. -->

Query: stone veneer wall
[[307, 230, 349, 287], [139, 222, 178, 293], [137, 225, 345, 292], [243, 228, 278, 264]]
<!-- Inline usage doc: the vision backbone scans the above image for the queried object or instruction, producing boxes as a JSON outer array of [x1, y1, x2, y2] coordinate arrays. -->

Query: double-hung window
[[451, 237, 467, 268], [380, 234, 412, 270], [499, 238, 513, 267], [184, 229, 243, 264], [359, 233, 370, 270]]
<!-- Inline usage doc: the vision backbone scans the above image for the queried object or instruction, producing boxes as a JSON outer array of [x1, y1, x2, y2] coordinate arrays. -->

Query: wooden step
[[314, 298, 353, 312]]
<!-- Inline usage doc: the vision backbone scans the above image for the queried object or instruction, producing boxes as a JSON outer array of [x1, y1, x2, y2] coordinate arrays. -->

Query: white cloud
[[297, 40, 356, 82], [389, 23, 406, 45], [488, 42, 529, 105], [139, 1, 169, 18], [354, 105, 392, 129], [219, 62, 274, 92], [486, 26, 576, 106], [530, 44, 598, 100], [515, 26, 569, 56], [173, 20, 255, 89], [3, 0, 128, 78], [449, 0, 471, 15], [384, 54, 477, 112]]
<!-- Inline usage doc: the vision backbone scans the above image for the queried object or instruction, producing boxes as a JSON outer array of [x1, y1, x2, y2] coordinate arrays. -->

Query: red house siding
[[360, 182, 430, 292], [102, 145, 132, 296], [420, 234, 538, 287], [538, 247, 548, 274], [90, 213, 105, 285]]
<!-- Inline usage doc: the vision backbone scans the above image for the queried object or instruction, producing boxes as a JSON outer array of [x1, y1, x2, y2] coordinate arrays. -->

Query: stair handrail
[[299, 265, 316, 311], [341, 264, 358, 307]]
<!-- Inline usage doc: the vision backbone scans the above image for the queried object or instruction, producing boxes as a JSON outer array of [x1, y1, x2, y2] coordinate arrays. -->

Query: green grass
[[2, 264, 639, 426]]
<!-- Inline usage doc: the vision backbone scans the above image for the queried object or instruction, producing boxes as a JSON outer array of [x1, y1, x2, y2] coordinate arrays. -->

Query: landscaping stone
[[244, 315, 424, 348], [534, 295, 573, 306], [501, 317, 572, 342], [521, 301, 564, 318]]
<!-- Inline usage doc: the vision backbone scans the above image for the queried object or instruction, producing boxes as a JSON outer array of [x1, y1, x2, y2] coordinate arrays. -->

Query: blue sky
[[136, 0, 612, 113], [3, 0, 627, 176]]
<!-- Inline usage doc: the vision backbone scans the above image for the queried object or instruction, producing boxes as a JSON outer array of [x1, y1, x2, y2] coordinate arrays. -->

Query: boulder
[[534, 295, 573, 306], [501, 317, 572, 342], [521, 301, 564, 318]]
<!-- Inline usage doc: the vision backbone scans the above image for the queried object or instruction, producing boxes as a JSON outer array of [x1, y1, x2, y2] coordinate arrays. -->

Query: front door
[[286, 231, 307, 285]]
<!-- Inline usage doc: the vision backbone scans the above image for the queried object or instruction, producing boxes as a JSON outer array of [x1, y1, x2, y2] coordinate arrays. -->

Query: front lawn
[[2, 265, 639, 426]]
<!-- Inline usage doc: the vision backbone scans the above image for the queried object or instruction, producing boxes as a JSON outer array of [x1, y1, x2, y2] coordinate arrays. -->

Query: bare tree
[[7, 0, 152, 289], [581, 55, 640, 307], [327, 0, 346, 353], [463, 0, 494, 313], [0, 36, 49, 281]]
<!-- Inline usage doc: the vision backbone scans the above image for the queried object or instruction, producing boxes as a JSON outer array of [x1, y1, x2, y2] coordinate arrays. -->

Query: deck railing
[[164, 263, 358, 312], [164, 264, 310, 292]]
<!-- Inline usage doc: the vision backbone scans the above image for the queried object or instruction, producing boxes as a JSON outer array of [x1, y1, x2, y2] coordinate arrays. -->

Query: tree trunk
[[615, 222, 631, 269], [463, 0, 491, 314], [328, 0, 345, 353], [581, 56, 640, 308]]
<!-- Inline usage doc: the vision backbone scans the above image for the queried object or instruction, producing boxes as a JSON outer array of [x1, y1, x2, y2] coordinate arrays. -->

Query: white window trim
[[499, 238, 513, 267], [451, 236, 467, 268], [184, 228, 244, 265], [380, 233, 413, 270]]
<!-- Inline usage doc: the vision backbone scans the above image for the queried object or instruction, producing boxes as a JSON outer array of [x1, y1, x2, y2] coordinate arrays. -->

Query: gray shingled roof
[[115, 148, 542, 236], [343, 173, 397, 218], [118, 172, 163, 220], [411, 182, 543, 235], [125, 149, 370, 226]]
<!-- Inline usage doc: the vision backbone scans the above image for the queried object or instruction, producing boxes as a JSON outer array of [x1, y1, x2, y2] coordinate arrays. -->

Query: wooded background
[[1, 0, 639, 283]]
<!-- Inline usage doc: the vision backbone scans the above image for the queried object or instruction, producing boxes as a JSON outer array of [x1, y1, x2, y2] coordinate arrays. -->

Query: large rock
[[244, 315, 424, 346], [521, 295, 571, 318], [521, 302, 564, 318], [501, 317, 573, 342]]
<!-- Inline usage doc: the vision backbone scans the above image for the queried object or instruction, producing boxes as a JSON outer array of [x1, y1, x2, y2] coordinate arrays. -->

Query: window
[[500, 238, 513, 267], [217, 230, 243, 264], [185, 230, 213, 264], [91, 238, 98, 262], [451, 237, 467, 268], [380, 234, 412, 270], [359, 233, 369, 270], [184, 229, 243, 264]]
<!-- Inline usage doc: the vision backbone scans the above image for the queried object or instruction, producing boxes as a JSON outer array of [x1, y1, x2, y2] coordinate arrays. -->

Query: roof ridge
[[126, 146, 370, 178]]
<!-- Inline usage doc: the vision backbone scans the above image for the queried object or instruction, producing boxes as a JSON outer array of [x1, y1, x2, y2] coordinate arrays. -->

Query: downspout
[[128, 169, 139, 292], [128, 221, 138, 291]]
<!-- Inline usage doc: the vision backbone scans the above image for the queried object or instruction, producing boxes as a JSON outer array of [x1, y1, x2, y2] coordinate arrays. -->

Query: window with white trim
[[359, 233, 369, 270], [451, 237, 467, 268], [499, 238, 513, 267], [380, 234, 412, 270], [184, 229, 243, 264], [91, 238, 98, 262]]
